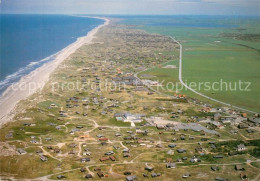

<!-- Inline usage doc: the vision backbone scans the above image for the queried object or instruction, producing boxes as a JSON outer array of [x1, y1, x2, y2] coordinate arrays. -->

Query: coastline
[[0, 16, 110, 128]]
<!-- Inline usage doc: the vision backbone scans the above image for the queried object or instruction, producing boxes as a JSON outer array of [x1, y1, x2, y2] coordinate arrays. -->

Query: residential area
[[0, 22, 259, 181]]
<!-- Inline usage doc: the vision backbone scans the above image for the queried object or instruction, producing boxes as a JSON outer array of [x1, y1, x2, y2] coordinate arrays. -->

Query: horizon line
[[1, 13, 260, 17]]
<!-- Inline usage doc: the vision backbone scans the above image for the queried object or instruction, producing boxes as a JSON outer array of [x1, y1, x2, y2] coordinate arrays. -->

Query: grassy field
[[119, 16, 260, 112], [1, 17, 259, 180]]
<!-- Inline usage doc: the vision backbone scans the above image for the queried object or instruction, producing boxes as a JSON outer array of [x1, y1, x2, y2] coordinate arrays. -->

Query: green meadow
[[120, 16, 260, 112]]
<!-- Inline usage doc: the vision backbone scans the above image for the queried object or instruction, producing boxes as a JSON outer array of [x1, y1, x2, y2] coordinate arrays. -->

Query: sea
[[0, 14, 104, 95]]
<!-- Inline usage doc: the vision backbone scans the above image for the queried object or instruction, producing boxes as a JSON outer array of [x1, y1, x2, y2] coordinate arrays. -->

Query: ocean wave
[[0, 54, 56, 95], [28, 62, 38, 67], [0, 18, 102, 96]]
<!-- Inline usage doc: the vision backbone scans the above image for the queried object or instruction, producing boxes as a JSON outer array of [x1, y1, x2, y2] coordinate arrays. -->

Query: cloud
[[202, 0, 259, 5], [0, 0, 259, 15]]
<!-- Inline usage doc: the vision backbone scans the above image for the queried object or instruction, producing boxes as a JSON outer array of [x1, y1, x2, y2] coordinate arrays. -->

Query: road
[[170, 36, 259, 115], [134, 36, 258, 115], [34, 159, 260, 180]]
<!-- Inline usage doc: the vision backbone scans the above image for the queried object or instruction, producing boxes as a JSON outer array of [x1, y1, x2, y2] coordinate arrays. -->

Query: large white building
[[115, 113, 143, 123], [123, 113, 142, 123]]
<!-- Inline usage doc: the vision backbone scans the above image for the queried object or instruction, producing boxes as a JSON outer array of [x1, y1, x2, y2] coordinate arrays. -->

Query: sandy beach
[[0, 16, 110, 128]]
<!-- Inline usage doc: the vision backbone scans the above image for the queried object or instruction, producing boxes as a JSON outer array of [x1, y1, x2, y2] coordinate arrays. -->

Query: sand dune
[[0, 17, 110, 128]]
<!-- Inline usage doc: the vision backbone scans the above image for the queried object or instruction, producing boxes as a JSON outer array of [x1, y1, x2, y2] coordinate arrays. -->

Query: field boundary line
[[170, 36, 259, 115]]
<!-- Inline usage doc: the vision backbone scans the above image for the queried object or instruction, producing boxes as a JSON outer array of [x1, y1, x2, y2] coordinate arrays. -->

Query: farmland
[[119, 16, 260, 112], [0, 17, 259, 180]]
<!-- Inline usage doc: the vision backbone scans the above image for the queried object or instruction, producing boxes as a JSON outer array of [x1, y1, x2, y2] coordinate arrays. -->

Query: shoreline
[[0, 16, 110, 128]]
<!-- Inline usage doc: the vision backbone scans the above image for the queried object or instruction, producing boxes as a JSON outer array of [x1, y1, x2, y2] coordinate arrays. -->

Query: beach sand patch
[[163, 65, 177, 69]]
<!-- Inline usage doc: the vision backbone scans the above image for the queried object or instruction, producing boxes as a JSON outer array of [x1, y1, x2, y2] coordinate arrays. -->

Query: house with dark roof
[[80, 168, 86, 172], [100, 157, 110, 162], [145, 165, 154, 171], [40, 155, 48, 162], [240, 173, 248, 181], [85, 174, 93, 179], [105, 151, 114, 155], [237, 144, 246, 152], [80, 158, 90, 163], [110, 156, 116, 161], [151, 173, 161, 178], [99, 137, 108, 141], [97, 172, 104, 178], [214, 155, 224, 159], [215, 177, 227, 181], [57, 175, 66, 179], [235, 165, 245, 171], [166, 163, 176, 169], [177, 149, 186, 153], [94, 167, 101, 172], [182, 173, 190, 178], [168, 144, 176, 148], [17, 148, 27, 155], [211, 166, 219, 171], [126, 175, 137, 181]]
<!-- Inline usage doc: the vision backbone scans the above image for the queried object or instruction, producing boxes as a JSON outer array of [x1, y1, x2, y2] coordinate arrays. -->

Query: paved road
[[170, 36, 259, 115]]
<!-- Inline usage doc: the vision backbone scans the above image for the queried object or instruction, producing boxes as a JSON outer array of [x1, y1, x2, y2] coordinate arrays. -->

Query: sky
[[0, 0, 259, 16]]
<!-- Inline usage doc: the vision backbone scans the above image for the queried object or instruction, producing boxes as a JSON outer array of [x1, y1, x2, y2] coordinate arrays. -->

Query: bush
[[201, 154, 215, 162]]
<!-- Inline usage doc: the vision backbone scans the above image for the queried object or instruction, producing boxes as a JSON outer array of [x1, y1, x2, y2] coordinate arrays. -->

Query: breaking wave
[[0, 54, 56, 96]]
